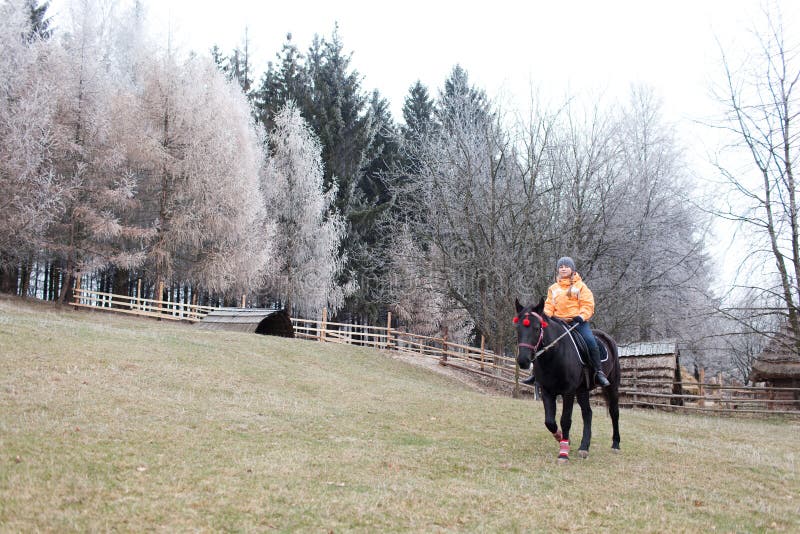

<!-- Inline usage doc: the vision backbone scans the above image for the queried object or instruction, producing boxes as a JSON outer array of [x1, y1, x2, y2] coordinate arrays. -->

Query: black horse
[[515, 297, 621, 462]]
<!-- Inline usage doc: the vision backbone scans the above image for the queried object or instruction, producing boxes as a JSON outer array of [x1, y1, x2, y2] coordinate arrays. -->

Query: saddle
[[550, 318, 608, 387], [521, 318, 610, 388]]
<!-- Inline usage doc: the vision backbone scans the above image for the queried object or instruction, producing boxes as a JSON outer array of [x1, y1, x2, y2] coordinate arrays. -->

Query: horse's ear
[[534, 296, 545, 313], [515, 298, 523, 313]]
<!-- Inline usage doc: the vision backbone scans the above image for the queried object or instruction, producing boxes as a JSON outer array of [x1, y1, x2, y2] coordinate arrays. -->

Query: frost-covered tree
[[392, 75, 714, 354], [393, 68, 527, 353], [262, 102, 347, 317], [41, 0, 151, 302], [0, 0, 61, 271], [134, 47, 272, 296], [598, 87, 713, 342]]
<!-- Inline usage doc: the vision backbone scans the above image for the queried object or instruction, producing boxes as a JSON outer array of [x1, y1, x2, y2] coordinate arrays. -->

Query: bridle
[[516, 311, 581, 363], [516, 311, 547, 352]]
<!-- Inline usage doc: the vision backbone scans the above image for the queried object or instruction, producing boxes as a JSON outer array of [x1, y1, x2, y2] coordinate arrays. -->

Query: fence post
[[439, 326, 449, 366], [72, 274, 80, 307], [241, 294, 246, 308], [319, 307, 327, 342], [480, 335, 485, 372], [698, 368, 705, 408], [386, 311, 393, 350], [157, 281, 164, 318]]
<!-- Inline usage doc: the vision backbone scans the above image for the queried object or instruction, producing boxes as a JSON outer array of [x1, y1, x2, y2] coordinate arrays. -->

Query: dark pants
[[573, 321, 599, 353]]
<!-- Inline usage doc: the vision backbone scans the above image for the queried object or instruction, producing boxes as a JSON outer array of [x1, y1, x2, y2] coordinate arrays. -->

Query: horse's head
[[514, 297, 548, 370]]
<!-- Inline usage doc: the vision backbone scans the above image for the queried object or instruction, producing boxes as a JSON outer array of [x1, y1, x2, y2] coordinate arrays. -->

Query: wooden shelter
[[749, 327, 800, 408], [618, 340, 683, 406], [195, 308, 294, 337]]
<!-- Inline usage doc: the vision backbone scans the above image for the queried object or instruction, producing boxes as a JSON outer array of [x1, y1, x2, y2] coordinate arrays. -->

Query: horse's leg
[[557, 393, 575, 463], [607, 384, 621, 451], [576, 389, 593, 458], [541, 391, 560, 440]]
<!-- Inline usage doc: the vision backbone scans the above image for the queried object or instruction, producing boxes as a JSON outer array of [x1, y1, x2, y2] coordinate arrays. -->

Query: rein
[[523, 320, 581, 365]]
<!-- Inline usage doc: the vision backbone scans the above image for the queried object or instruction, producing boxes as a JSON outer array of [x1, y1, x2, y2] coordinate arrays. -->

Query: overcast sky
[[135, 0, 789, 122]]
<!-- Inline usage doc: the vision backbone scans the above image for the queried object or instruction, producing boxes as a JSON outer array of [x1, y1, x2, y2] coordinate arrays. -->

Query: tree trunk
[[0, 264, 15, 294]]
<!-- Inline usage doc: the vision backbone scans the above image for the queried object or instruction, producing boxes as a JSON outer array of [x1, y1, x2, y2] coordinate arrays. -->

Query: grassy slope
[[0, 297, 798, 533]]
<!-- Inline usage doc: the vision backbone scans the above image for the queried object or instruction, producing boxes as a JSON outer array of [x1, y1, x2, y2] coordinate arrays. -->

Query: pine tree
[[25, 0, 53, 41], [253, 33, 310, 132], [345, 89, 402, 321], [304, 26, 372, 216], [401, 80, 434, 143], [435, 64, 491, 132]]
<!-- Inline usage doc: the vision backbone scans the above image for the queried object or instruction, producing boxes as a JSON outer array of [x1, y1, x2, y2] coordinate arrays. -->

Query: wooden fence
[[68, 289, 799, 415], [619, 381, 800, 416], [72, 287, 216, 322], [291, 311, 533, 392]]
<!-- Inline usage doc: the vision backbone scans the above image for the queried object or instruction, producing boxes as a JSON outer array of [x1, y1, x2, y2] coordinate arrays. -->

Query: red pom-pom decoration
[[513, 316, 519, 324], [541, 321, 548, 328], [523, 318, 531, 327]]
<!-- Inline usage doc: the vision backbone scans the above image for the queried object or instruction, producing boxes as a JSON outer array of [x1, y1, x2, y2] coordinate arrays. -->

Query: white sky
[[137, 0, 780, 122]]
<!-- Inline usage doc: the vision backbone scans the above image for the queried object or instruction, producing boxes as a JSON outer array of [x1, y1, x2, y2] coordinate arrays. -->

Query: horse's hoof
[[557, 457, 569, 464], [611, 447, 621, 454], [578, 450, 589, 459]]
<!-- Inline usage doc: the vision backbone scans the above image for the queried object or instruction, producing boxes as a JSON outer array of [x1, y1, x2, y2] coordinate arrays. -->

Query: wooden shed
[[196, 308, 295, 337], [618, 340, 683, 406], [749, 326, 800, 407]]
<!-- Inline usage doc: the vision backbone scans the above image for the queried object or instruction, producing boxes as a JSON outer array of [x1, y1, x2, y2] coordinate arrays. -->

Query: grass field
[[1, 296, 798, 532]]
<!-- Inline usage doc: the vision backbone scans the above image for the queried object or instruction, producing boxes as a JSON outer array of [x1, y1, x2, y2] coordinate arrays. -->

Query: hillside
[[0, 296, 798, 532]]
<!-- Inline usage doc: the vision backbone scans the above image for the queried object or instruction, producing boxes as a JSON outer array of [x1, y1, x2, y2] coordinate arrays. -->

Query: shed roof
[[196, 308, 294, 337], [749, 326, 800, 381], [618, 340, 677, 358]]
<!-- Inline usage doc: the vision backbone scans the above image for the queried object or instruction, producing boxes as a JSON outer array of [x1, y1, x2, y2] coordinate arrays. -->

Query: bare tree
[[393, 80, 714, 355], [710, 3, 800, 353]]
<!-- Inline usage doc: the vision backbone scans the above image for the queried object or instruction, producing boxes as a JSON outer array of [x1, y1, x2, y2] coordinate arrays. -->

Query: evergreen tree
[[396, 81, 435, 224], [435, 64, 491, 132], [401, 80, 434, 143], [345, 90, 402, 321], [210, 44, 225, 71], [253, 33, 310, 132], [304, 26, 371, 216], [25, 0, 53, 41]]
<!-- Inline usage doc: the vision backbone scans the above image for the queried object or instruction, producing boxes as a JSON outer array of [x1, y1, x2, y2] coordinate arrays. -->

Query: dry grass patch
[[1, 296, 798, 532]]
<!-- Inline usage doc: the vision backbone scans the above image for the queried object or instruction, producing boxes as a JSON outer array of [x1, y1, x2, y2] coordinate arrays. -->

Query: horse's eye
[[523, 318, 531, 327], [513, 316, 519, 324]]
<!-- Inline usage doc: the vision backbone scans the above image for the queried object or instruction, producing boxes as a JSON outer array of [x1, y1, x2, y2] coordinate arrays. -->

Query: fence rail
[[68, 289, 799, 416]]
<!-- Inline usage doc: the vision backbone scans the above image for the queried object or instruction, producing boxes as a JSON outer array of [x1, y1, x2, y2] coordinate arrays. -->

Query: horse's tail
[[593, 329, 621, 410]]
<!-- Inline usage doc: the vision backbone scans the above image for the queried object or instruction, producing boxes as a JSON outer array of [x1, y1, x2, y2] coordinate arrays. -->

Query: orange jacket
[[543, 272, 595, 321]]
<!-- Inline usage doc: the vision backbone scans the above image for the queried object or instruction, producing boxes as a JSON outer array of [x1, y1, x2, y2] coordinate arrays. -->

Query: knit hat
[[556, 256, 576, 271]]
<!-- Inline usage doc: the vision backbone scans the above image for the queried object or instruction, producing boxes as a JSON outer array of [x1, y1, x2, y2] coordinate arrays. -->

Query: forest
[[2, 0, 798, 383]]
